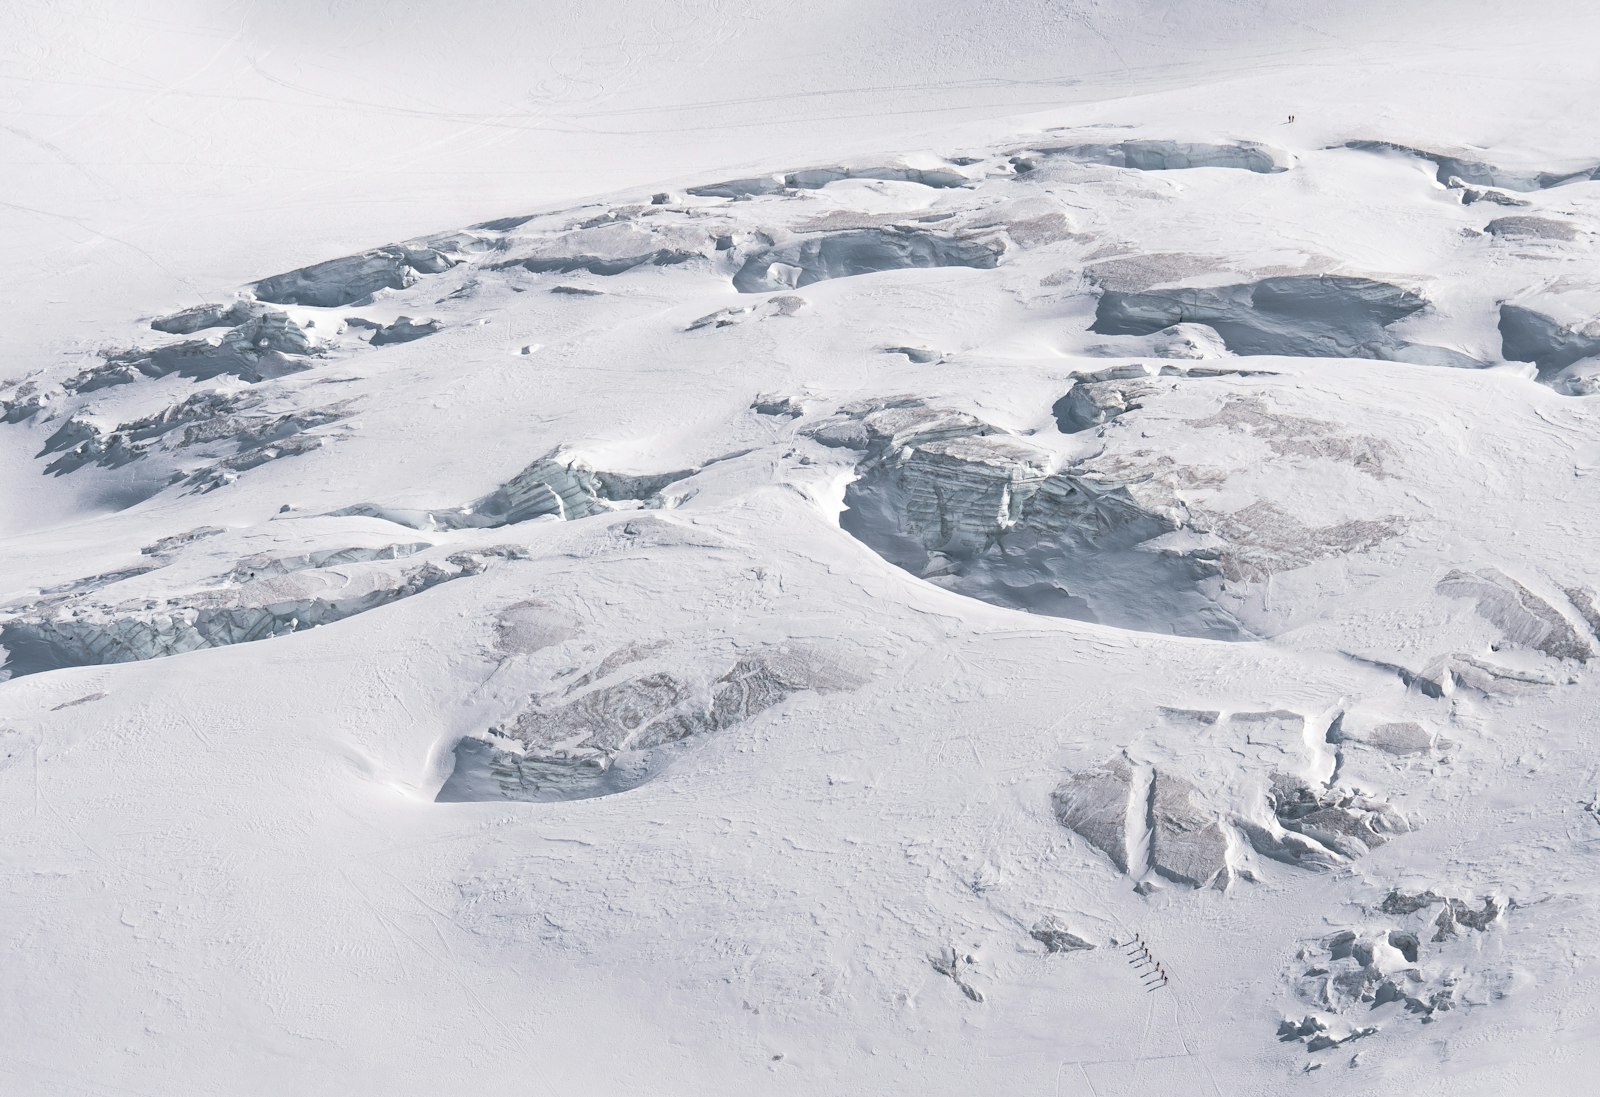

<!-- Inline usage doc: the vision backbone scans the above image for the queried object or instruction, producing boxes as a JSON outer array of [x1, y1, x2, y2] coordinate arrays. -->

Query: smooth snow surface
[[5, 3, 1600, 1095]]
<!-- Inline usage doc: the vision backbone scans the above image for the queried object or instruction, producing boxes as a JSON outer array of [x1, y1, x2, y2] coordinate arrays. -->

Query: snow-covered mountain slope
[[6, 0, 1599, 359], [5, 4, 1600, 1095]]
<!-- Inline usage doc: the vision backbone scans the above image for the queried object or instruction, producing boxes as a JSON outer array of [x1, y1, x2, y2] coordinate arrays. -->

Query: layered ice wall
[[1, 547, 520, 677]]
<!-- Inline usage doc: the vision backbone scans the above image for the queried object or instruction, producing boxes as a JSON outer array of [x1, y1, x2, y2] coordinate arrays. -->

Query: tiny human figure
[[1287, 114, 1296, 123]]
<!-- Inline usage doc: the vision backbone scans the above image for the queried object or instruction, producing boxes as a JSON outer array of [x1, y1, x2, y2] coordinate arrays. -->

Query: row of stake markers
[[1127, 933, 1169, 991]]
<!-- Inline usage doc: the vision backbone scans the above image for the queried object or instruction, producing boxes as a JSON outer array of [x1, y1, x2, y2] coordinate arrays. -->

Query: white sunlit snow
[[4, 3, 1600, 1094]]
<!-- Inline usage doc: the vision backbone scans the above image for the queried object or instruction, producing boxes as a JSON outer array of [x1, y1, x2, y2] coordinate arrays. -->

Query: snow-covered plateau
[[4, 2, 1600, 1094]]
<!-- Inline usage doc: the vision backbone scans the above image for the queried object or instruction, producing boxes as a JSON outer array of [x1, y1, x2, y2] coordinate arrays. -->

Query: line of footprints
[[1126, 933, 1169, 992]]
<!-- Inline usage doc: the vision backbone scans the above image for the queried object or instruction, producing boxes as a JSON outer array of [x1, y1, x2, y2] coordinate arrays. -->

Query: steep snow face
[[8, 7, 1600, 1095]]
